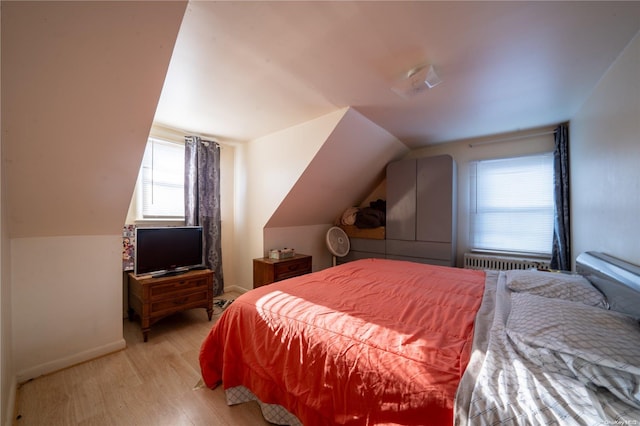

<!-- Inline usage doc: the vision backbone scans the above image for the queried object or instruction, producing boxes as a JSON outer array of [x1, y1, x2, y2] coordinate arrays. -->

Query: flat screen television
[[134, 226, 204, 277]]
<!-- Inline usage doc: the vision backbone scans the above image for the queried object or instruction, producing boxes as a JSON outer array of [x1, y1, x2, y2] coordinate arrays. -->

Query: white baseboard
[[223, 284, 251, 294], [4, 375, 17, 426], [15, 339, 126, 384]]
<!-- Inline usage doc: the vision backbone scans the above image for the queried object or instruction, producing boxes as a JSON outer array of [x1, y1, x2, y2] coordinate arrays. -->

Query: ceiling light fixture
[[391, 64, 442, 99]]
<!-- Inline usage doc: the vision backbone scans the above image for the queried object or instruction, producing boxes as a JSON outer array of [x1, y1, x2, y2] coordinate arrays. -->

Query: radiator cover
[[463, 253, 550, 271]]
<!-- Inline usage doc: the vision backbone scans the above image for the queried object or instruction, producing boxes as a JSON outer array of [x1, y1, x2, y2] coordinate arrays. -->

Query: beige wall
[[232, 109, 344, 290], [410, 29, 640, 268], [0, 161, 11, 426], [3, 1, 186, 239], [0, 4, 14, 421], [264, 225, 332, 272], [1, 1, 187, 406], [11, 235, 125, 382], [571, 31, 640, 266], [409, 129, 555, 266]]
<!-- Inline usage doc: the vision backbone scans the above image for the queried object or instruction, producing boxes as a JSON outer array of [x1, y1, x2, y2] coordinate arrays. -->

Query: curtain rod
[[468, 129, 556, 148], [152, 123, 238, 148], [186, 135, 220, 147]]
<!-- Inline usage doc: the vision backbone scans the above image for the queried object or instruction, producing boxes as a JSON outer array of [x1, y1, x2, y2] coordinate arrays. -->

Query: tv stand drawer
[[150, 276, 209, 299], [128, 269, 213, 342], [150, 290, 210, 317]]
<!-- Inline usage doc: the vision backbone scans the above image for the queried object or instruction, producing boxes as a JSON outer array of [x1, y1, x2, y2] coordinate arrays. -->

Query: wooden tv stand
[[127, 269, 213, 342]]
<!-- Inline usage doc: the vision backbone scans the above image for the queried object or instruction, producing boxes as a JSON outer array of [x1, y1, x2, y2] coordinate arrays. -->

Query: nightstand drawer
[[253, 254, 312, 288], [274, 257, 312, 280]]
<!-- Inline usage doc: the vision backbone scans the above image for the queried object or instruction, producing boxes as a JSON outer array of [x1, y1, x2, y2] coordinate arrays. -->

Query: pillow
[[505, 269, 608, 308], [507, 293, 640, 408]]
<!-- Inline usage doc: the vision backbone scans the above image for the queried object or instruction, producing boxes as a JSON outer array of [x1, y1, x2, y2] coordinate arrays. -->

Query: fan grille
[[326, 227, 350, 257]]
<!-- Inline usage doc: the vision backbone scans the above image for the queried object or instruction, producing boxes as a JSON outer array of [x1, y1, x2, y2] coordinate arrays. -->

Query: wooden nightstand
[[253, 254, 312, 288]]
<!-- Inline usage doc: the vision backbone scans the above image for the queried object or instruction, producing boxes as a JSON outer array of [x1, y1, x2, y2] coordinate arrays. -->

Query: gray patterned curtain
[[185, 136, 224, 295], [550, 123, 571, 271]]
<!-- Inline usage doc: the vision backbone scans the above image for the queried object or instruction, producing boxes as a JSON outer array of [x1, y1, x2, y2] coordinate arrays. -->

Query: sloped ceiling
[[154, 1, 640, 148], [2, 1, 187, 238], [266, 108, 408, 228]]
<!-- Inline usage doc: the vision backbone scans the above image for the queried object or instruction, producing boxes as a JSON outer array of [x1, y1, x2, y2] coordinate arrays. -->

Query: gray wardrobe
[[386, 154, 456, 266], [339, 154, 457, 266]]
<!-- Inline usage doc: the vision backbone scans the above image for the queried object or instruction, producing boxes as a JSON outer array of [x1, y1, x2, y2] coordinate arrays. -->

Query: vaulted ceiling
[[154, 1, 640, 148], [2, 0, 188, 238]]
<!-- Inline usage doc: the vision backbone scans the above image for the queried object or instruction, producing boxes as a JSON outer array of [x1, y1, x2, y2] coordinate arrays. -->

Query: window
[[469, 153, 554, 255], [140, 138, 185, 219]]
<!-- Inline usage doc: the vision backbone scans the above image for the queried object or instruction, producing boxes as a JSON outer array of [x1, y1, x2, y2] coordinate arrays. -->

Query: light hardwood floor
[[14, 293, 272, 426]]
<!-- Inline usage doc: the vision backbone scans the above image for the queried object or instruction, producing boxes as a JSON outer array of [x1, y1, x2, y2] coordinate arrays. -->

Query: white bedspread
[[456, 271, 640, 425]]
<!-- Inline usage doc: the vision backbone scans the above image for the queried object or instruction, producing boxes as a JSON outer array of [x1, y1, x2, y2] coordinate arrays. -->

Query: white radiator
[[463, 253, 551, 271]]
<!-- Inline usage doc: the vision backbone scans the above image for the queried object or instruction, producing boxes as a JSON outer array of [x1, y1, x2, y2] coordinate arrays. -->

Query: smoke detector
[[391, 65, 442, 99]]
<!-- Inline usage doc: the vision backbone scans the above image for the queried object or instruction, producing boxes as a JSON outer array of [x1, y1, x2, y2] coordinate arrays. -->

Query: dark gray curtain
[[185, 136, 224, 295], [550, 123, 571, 271]]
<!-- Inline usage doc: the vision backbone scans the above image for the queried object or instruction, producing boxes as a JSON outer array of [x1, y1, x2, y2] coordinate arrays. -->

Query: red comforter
[[200, 259, 485, 425]]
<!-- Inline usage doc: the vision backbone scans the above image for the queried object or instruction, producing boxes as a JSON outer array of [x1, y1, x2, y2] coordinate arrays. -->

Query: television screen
[[135, 226, 204, 276]]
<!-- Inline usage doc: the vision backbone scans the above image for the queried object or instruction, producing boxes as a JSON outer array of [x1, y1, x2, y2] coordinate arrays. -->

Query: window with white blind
[[469, 153, 554, 255], [140, 138, 185, 219]]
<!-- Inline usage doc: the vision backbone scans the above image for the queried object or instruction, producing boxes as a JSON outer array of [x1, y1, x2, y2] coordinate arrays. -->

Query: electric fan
[[326, 226, 350, 266]]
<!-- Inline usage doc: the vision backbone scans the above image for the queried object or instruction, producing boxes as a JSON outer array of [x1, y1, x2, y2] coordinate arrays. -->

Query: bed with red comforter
[[199, 258, 486, 425]]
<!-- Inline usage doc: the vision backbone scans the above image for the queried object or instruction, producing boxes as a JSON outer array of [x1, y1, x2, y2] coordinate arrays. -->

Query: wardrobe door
[[386, 159, 416, 241], [416, 155, 454, 243]]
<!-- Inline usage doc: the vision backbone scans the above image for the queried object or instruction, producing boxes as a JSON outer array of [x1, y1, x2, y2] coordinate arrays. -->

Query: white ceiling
[[154, 1, 640, 149]]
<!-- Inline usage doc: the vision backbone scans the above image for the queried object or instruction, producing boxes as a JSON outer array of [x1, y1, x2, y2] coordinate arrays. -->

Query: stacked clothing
[[339, 199, 386, 229]]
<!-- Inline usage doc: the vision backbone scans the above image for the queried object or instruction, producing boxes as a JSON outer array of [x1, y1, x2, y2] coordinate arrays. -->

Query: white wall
[[264, 225, 332, 272], [571, 31, 640, 266], [0, 164, 12, 426], [409, 129, 555, 266], [11, 236, 125, 382], [233, 109, 347, 289]]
